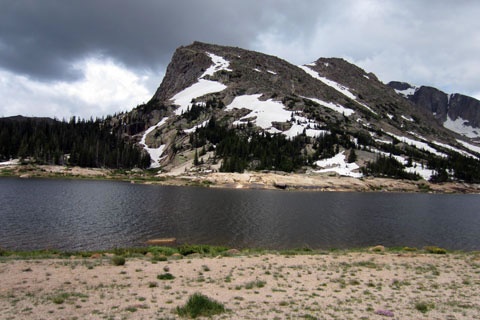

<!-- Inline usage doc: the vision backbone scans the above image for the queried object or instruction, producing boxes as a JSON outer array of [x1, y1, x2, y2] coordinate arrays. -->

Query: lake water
[[1, 177, 480, 251]]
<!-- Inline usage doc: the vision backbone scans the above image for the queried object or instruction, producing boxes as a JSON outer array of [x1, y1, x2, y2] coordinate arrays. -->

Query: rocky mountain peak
[[119, 41, 480, 182], [388, 81, 480, 139]]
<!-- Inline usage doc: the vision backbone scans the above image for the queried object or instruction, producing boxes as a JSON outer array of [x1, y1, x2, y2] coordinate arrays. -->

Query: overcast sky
[[1, 0, 479, 119]]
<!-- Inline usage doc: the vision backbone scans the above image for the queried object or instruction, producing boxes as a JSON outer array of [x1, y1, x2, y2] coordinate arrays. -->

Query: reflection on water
[[1, 177, 480, 251]]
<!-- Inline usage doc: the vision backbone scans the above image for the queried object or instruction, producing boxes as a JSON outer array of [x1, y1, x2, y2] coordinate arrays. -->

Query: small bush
[[148, 282, 158, 288], [157, 273, 175, 280], [423, 246, 447, 254], [244, 280, 266, 289], [176, 293, 225, 318], [152, 255, 168, 262], [148, 246, 177, 256], [415, 301, 434, 313], [112, 256, 126, 266], [403, 247, 417, 251], [52, 296, 65, 304], [177, 244, 229, 256]]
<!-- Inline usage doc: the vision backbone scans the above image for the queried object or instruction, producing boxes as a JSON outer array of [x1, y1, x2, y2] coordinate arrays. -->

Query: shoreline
[[1, 246, 479, 319], [1, 163, 480, 194]]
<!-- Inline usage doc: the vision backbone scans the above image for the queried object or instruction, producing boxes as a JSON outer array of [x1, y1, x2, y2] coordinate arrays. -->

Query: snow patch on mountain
[[140, 117, 168, 168], [303, 97, 355, 116], [0, 159, 19, 166], [201, 52, 232, 77], [282, 115, 328, 139], [431, 140, 478, 159], [172, 80, 226, 115], [394, 86, 418, 97], [226, 94, 326, 139], [226, 94, 291, 129], [385, 132, 446, 157], [299, 65, 378, 115], [401, 115, 414, 122], [298, 65, 356, 100], [372, 149, 435, 180], [172, 52, 231, 115], [314, 151, 362, 178], [456, 139, 480, 155], [184, 120, 210, 134], [267, 70, 277, 75], [356, 101, 378, 115], [444, 115, 480, 138]]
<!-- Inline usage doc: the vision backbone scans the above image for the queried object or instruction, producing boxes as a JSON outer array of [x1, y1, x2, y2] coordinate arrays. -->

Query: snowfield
[[444, 115, 480, 138], [371, 148, 435, 180], [298, 64, 378, 115], [384, 132, 446, 157], [172, 80, 227, 116], [314, 151, 362, 178], [225, 94, 327, 139], [298, 65, 357, 100], [201, 52, 232, 77], [401, 115, 414, 122], [226, 94, 292, 129], [431, 140, 478, 159], [456, 139, 480, 155], [394, 86, 418, 97], [303, 97, 355, 116], [140, 118, 168, 168], [184, 120, 210, 134], [172, 52, 231, 115], [0, 159, 19, 166]]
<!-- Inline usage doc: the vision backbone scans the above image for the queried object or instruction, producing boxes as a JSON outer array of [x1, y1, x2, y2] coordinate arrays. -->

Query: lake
[[1, 177, 480, 251]]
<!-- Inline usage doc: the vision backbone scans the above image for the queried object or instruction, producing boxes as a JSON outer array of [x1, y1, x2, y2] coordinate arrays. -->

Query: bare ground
[[1, 251, 479, 319]]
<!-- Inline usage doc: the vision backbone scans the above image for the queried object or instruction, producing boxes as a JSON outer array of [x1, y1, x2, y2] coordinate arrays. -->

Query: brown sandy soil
[[1, 252, 479, 319], [2, 163, 480, 194]]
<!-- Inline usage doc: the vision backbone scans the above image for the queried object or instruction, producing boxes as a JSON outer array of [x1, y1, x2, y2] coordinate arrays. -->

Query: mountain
[[388, 81, 480, 140], [120, 41, 480, 182], [3, 41, 480, 183]]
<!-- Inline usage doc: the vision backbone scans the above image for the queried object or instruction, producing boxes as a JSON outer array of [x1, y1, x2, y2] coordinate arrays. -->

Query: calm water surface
[[1, 177, 480, 251]]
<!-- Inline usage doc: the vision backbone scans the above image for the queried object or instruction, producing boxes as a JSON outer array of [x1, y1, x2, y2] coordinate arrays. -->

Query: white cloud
[[0, 57, 156, 119], [253, 1, 480, 98]]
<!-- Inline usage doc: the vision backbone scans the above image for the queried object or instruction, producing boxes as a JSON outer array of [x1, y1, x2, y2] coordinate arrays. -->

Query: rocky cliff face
[[388, 81, 480, 139], [114, 42, 480, 182]]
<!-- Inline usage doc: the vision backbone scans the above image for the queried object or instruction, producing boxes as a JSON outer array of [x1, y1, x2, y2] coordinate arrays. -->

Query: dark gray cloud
[[1, 0, 480, 118], [0, 0, 319, 81]]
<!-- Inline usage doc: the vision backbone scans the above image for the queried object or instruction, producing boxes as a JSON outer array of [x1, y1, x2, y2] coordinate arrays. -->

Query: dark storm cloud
[[0, 0, 318, 81], [1, 0, 480, 118]]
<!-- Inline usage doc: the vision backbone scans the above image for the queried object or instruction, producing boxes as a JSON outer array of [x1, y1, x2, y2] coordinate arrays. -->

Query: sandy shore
[[2, 163, 480, 194], [1, 251, 479, 319]]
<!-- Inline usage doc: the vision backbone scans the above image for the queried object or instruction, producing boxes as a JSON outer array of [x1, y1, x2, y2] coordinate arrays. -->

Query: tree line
[[0, 117, 150, 169]]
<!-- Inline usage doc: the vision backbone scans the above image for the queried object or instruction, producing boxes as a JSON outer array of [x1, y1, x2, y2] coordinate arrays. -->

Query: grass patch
[[415, 301, 434, 313], [175, 293, 225, 318], [423, 246, 447, 254], [111, 256, 125, 266], [157, 273, 175, 280]]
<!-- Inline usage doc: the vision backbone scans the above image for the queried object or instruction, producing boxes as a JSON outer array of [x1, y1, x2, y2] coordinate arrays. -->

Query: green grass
[[175, 293, 225, 318], [415, 301, 434, 313], [111, 256, 125, 266], [157, 273, 175, 280], [0, 244, 468, 260], [423, 246, 447, 254]]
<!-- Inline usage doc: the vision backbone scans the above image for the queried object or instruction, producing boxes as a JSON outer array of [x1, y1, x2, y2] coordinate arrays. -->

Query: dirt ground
[[1, 251, 479, 319]]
